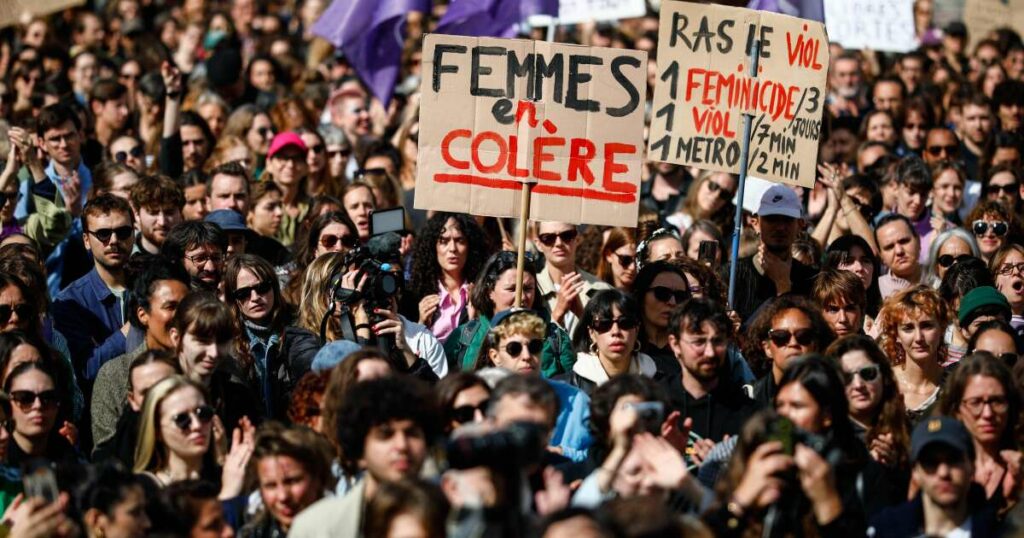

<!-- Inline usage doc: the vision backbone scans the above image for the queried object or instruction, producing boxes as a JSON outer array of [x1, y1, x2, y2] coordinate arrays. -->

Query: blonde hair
[[878, 285, 949, 366], [296, 252, 347, 340], [474, 312, 547, 370], [133, 375, 208, 474], [204, 135, 254, 173]]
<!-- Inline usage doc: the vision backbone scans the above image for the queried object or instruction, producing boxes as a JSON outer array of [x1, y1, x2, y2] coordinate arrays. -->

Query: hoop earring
[[590, 342, 598, 354], [634, 340, 641, 354]]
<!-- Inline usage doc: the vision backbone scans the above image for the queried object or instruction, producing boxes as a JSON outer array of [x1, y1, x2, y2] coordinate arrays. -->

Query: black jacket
[[92, 407, 139, 467], [279, 326, 321, 383], [732, 255, 819, 323], [867, 485, 999, 538], [750, 373, 779, 408], [660, 373, 761, 442]]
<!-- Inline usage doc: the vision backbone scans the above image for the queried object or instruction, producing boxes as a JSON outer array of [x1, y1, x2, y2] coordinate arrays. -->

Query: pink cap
[[267, 132, 308, 159]]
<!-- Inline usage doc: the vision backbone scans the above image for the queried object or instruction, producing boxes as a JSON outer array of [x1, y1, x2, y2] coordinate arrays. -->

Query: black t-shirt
[[732, 255, 819, 323]]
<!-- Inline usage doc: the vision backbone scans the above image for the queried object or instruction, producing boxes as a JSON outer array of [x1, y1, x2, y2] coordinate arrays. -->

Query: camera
[[446, 422, 547, 471], [766, 416, 832, 458]]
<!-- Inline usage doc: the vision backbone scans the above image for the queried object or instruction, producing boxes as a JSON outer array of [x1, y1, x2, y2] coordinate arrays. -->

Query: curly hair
[[469, 251, 543, 319], [825, 335, 910, 468], [474, 312, 547, 371], [742, 295, 835, 377], [966, 199, 1022, 248], [939, 352, 1022, 451], [288, 370, 329, 430], [878, 285, 949, 366], [320, 349, 394, 457], [587, 374, 669, 461], [407, 213, 489, 304], [246, 422, 337, 494], [673, 257, 727, 306]]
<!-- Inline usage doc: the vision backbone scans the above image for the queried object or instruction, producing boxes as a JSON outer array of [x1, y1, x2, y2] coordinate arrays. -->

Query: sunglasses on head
[[87, 225, 134, 243], [0, 303, 32, 325], [767, 328, 815, 347], [537, 229, 578, 247], [842, 364, 880, 385], [649, 286, 689, 304], [170, 405, 215, 432], [320, 233, 358, 250], [972, 220, 1008, 237], [9, 390, 59, 410], [926, 144, 959, 157], [615, 253, 635, 268], [114, 146, 144, 163], [937, 254, 972, 268], [503, 339, 543, 357], [591, 315, 639, 333], [706, 179, 734, 201], [451, 399, 490, 424], [231, 280, 273, 302]]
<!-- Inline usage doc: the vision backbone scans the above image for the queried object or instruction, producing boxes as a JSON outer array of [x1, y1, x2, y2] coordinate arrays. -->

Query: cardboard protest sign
[[824, 0, 917, 52], [0, 0, 85, 28], [415, 34, 647, 227], [963, 0, 1024, 48], [648, 3, 829, 188]]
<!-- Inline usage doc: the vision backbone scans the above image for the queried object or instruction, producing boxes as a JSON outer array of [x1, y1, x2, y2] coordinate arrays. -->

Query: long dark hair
[[572, 289, 638, 352], [469, 251, 544, 319], [223, 254, 293, 333], [777, 355, 861, 462], [407, 213, 489, 303], [824, 235, 882, 316], [632, 261, 689, 345]]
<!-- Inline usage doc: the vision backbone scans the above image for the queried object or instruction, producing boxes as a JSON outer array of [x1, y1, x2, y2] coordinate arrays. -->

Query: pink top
[[432, 281, 469, 343]]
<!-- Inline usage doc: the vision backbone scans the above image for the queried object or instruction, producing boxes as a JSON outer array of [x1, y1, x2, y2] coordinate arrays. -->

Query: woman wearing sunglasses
[[966, 199, 1019, 264], [596, 227, 637, 293], [938, 353, 1023, 507], [990, 244, 1024, 330], [4, 361, 78, 467], [436, 372, 491, 434], [878, 285, 949, 426], [744, 295, 834, 406], [224, 255, 295, 419], [134, 375, 255, 499], [666, 169, 736, 236], [826, 335, 910, 473], [923, 228, 979, 288], [559, 290, 655, 395], [282, 211, 357, 304], [632, 261, 691, 377], [967, 320, 1020, 366]]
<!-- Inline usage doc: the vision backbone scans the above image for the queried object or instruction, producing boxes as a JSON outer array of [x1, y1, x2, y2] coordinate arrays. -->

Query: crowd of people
[[0, 0, 1021, 536]]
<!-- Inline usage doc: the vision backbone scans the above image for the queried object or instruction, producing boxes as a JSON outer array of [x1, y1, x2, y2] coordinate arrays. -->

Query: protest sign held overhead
[[824, 0, 917, 53], [648, 2, 829, 188], [415, 33, 648, 227]]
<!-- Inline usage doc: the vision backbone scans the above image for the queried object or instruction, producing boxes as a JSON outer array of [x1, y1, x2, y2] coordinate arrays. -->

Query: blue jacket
[[52, 268, 126, 380], [548, 379, 592, 462]]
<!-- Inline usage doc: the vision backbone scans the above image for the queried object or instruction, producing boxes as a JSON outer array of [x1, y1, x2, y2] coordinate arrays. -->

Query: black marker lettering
[[433, 44, 467, 92], [470, 46, 506, 97], [607, 56, 641, 117], [506, 51, 534, 99], [567, 55, 602, 112], [532, 53, 564, 103]]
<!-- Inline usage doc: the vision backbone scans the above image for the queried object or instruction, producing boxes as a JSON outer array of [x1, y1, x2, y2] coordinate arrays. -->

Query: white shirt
[[402, 315, 448, 378]]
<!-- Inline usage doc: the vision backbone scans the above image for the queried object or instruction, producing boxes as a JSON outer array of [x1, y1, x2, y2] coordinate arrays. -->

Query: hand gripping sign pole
[[514, 18, 559, 308], [726, 39, 761, 309]]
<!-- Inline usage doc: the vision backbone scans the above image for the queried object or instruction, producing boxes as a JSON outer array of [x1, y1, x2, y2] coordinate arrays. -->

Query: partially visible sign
[[824, 0, 917, 52], [963, 0, 1024, 48], [559, 0, 647, 24], [648, 2, 829, 188], [0, 0, 85, 28], [415, 34, 648, 227]]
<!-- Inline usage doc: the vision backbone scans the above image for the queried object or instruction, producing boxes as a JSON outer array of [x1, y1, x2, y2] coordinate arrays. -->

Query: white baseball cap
[[757, 184, 803, 219]]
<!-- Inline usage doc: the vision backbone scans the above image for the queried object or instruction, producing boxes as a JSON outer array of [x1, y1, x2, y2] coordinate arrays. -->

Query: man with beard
[[663, 298, 758, 451], [733, 185, 818, 322], [130, 175, 184, 255], [161, 221, 227, 292], [876, 214, 923, 298], [53, 194, 136, 380], [826, 52, 868, 117]]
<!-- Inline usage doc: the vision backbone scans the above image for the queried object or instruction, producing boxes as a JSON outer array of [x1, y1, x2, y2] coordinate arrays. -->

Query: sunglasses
[[114, 146, 144, 163], [0, 191, 18, 208], [841, 364, 880, 385], [170, 405, 215, 432], [257, 127, 274, 139], [591, 315, 639, 333], [989, 183, 1018, 196], [537, 229, 578, 247], [972, 220, 1008, 237], [0, 303, 33, 325], [9, 390, 59, 410], [767, 328, 815, 346], [451, 399, 490, 424], [926, 144, 959, 157], [355, 167, 388, 179], [649, 286, 689, 304], [706, 179, 734, 201], [615, 253, 635, 268], [327, 148, 351, 158], [232, 280, 273, 301], [320, 233, 358, 250], [937, 254, 972, 268], [308, 144, 325, 154], [87, 225, 134, 243], [503, 339, 543, 357]]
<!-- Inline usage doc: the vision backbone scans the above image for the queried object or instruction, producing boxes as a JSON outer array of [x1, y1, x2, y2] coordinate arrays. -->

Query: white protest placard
[[824, 0, 917, 53], [415, 34, 648, 227], [559, 0, 647, 25], [647, 3, 830, 188]]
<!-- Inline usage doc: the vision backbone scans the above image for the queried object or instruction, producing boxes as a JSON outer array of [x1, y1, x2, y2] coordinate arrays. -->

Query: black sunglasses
[[767, 328, 815, 347], [842, 364, 880, 385], [537, 229, 578, 247], [503, 339, 543, 357], [926, 144, 959, 157], [989, 184, 1019, 196], [972, 220, 1008, 237], [706, 179, 734, 202], [355, 167, 388, 179], [452, 399, 490, 424], [591, 315, 639, 333], [114, 146, 144, 163], [615, 253, 635, 268], [327, 148, 352, 158], [87, 225, 134, 243], [0, 191, 18, 208], [0, 303, 33, 326], [9, 390, 59, 410], [937, 254, 973, 268], [308, 144, 325, 154], [170, 405, 215, 432], [232, 280, 273, 302], [649, 286, 689, 304], [320, 233, 358, 250], [257, 127, 274, 139]]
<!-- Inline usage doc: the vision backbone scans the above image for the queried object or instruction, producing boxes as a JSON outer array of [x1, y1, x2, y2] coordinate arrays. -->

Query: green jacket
[[443, 313, 575, 378]]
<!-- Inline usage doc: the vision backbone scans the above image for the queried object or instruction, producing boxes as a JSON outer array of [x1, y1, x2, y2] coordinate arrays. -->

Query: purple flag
[[746, 0, 823, 22], [436, 0, 559, 38], [311, 0, 429, 106]]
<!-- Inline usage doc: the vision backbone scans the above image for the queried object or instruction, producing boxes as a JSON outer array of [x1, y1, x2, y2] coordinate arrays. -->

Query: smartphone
[[371, 207, 406, 236], [698, 240, 718, 264], [767, 416, 796, 456], [22, 459, 59, 503], [625, 401, 665, 434]]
